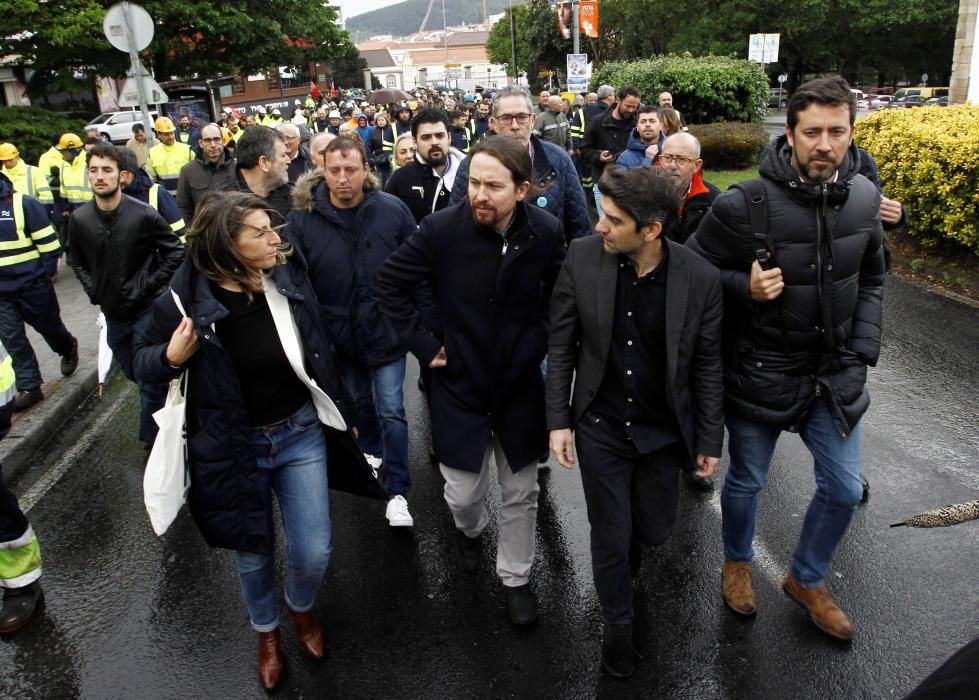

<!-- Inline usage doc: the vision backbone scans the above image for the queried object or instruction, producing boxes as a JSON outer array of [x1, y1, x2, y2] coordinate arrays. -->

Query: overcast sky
[[342, 0, 407, 19]]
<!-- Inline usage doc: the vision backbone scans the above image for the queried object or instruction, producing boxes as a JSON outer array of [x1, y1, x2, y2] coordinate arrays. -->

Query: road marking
[[709, 493, 785, 585], [20, 387, 131, 514]]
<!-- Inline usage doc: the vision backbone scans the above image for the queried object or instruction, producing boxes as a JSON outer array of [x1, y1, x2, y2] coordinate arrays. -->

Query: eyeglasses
[[200, 137, 224, 144], [657, 153, 698, 165], [495, 113, 532, 125]]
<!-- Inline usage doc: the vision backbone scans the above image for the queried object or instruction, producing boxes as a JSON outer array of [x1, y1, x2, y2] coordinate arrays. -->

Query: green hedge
[[590, 54, 769, 124], [688, 122, 769, 170], [0, 107, 89, 166], [855, 105, 979, 254]]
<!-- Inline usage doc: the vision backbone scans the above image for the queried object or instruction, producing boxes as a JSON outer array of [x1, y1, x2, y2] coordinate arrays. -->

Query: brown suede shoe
[[722, 561, 757, 616], [783, 574, 855, 642], [257, 628, 285, 690], [290, 609, 325, 659]]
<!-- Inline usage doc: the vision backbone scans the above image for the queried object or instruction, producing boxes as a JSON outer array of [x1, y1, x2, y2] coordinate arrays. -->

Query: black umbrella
[[369, 88, 412, 104], [890, 499, 979, 528]]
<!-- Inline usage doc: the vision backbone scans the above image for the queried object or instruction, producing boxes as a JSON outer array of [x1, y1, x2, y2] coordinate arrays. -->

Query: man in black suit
[[545, 166, 724, 679]]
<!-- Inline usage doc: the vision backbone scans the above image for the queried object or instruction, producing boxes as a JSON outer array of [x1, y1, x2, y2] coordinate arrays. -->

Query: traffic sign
[[103, 3, 154, 52], [118, 74, 168, 106], [538, 70, 554, 77], [778, 73, 788, 84]]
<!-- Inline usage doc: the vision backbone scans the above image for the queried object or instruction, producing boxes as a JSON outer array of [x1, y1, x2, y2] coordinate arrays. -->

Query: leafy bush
[[0, 107, 89, 166], [854, 105, 979, 254], [688, 122, 769, 170], [590, 54, 769, 124]]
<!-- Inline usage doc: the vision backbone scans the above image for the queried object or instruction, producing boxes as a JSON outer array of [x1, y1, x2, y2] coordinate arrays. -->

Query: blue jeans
[[342, 356, 410, 498], [721, 398, 863, 587], [236, 402, 331, 631]]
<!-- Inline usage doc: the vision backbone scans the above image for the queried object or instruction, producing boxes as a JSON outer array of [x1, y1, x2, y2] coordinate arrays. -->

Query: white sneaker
[[364, 453, 382, 478], [385, 495, 414, 527]]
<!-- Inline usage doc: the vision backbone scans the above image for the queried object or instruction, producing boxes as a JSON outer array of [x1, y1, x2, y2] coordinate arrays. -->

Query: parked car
[[768, 88, 788, 110], [925, 96, 949, 106], [868, 95, 893, 110], [84, 110, 158, 144], [887, 95, 927, 109]]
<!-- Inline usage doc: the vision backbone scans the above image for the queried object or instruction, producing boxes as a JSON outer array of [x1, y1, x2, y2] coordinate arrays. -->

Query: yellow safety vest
[[59, 155, 93, 208], [0, 343, 14, 404], [2, 161, 53, 205], [147, 142, 194, 195], [0, 193, 60, 268], [37, 147, 62, 179], [380, 125, 396, 153], [147, 184, 187, 243]]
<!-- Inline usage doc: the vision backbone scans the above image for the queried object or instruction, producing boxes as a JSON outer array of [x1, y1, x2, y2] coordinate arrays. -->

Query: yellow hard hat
[[0, 143, 18, 160], [57, 133, 83, 150], [408, 100, 418, 111], [154, 116, 176, 133], [220, 126, 233, 145]]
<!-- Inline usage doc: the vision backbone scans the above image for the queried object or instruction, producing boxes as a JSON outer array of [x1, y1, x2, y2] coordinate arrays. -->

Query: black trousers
[[575, 411, 683, 625], [0, 276, 74, 392], [0, 400, 28, 542]]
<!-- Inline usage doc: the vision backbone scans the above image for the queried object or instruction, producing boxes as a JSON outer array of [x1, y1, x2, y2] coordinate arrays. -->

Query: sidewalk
[[1, 266, 110, 483]]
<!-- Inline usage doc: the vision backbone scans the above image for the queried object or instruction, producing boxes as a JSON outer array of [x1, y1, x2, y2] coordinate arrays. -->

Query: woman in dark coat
[[134, 191, 363, 691]]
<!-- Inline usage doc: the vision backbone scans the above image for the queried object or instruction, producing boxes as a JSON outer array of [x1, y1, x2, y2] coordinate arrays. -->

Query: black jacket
[[286, 170, 419, 367], [382, 151, 465, 225], [286, 145, 313, 184], [579, 104, 637, 181], [673, 176, 720, 244], [132, 254, 374, 555], [546, 235, 724, 462], [175, 152, 237, 222], [377, 200, 566, 473], [66, 195, 184, 320], [687, 137, 886, 435]]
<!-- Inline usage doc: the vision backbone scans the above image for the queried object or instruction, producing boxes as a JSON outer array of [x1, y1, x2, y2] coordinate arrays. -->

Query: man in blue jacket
[[286, 137, 420, 528], [451, 86, 591, 242], [616, 106, 665, 170]]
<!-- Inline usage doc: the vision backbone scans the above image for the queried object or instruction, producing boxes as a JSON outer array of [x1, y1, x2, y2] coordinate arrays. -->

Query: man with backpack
[[687, 75, 886, 642]]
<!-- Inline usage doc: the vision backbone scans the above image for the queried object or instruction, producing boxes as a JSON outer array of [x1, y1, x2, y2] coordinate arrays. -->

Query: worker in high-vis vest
[[0, 338, 45, 635], [145, 117, 193, 195], [0, 144, 53, 206], [568, 99, 593, 193], [0, 172, 78, 412], [56, 133, 91, 213], [367, 112, 398, 185], [37, 139, 63, 182], [118, 147, 186, 243]]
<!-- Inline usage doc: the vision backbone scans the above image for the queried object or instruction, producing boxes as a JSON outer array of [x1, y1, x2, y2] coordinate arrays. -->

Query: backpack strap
[[731, 179, 774, 268]]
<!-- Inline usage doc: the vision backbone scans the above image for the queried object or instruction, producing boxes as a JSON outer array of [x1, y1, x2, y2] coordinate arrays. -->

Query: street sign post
[[103, 3, 163, 137]]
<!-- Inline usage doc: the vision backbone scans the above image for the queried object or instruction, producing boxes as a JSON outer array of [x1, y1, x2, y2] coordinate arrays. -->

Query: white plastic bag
[[143, 289, 191, 535]]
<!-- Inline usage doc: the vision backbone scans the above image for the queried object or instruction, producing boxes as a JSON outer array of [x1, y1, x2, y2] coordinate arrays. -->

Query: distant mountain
[[345, 0, 520, 41]]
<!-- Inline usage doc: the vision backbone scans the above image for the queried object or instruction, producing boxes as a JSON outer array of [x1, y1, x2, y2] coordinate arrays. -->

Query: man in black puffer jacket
[[687, 75, 885, 643], [286, 137, 421, 529]]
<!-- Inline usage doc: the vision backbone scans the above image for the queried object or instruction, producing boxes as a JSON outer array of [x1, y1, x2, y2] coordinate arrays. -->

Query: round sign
[[778, 74, 788, 84], [920, 73, 929, 85], [103, 3, 155, 53]]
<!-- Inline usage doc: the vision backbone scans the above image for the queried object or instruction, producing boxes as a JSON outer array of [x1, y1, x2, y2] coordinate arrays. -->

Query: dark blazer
[[546, 235, 725, 461], [377, 200, 566, 474]]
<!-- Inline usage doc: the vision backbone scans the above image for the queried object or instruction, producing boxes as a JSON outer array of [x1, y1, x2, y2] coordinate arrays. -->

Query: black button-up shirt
[[590, 244, 680, 453]]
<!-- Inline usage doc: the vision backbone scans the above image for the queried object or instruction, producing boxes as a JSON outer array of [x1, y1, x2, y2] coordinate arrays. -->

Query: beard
[[424, 149, 447, 167], [93, 183, 120, 200]]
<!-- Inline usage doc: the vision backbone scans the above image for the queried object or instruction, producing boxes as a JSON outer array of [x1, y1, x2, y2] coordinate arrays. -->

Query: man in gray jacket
[[175, 123, 235, 222], [533, 95, 572, 153]]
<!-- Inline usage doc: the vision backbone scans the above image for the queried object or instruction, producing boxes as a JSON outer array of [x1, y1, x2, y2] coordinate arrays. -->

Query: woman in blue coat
[[134, 191, 380, 691]]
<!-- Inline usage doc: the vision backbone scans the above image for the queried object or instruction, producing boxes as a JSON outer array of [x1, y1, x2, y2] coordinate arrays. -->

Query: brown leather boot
[[257, 628, 285, 690], [783, 574, 855, 641], [722, 561, 757, 615], [290, 609, 324, 659]]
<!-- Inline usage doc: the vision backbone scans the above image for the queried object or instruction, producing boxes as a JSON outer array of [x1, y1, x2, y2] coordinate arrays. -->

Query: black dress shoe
[[682, 469, 714, 492], [602, 623, 639, 678], [0, 581, 44, 634], [13, 388, 43, 412], [860, 475, 870, 504], [457, 531, 481, 572], [505, 583, 538, 626], [60, 336, 79, 377]]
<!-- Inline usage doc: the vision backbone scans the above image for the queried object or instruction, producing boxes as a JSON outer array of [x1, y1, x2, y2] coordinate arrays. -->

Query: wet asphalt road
[[2, 274, 977, 699]]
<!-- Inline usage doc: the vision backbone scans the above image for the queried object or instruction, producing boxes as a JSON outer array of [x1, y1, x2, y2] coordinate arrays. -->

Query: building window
[[386, 74, 397, 88]]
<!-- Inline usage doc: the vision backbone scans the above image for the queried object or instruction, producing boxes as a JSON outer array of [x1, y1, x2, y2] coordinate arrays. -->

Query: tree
[[486, 5, 533, 81], [329, 45, 373, 88], [1, 0, 354, 98]]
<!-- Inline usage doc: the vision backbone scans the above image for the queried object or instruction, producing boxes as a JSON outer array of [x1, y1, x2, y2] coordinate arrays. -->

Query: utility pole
[[508, 0, 517, 85], [572, 0, 579, 54]]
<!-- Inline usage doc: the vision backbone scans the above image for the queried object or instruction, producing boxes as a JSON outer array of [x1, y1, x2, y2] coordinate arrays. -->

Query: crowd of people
[[1, 75, 936, 691]]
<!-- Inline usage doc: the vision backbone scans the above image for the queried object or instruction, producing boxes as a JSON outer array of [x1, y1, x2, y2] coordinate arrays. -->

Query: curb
[[1, 365, 106, 486]]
